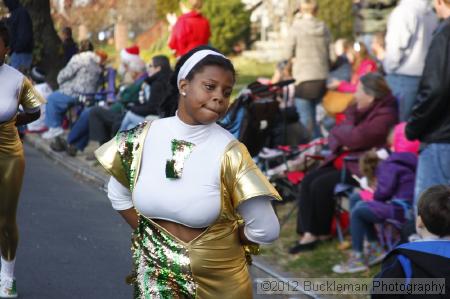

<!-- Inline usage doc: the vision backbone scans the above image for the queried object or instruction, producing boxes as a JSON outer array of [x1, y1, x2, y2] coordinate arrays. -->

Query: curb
[[26, 134, 323, 299], [25, 135, 108, 191], [252, 256, 320, 299]]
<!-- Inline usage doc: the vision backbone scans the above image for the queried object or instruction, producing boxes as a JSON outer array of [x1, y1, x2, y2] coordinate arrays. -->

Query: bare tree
[[0, 3, 7, 18], [62, 0, 157, 40]]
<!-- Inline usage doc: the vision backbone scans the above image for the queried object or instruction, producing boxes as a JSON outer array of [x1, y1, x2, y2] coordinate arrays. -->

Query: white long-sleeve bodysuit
[[107, 115, 280, 244]]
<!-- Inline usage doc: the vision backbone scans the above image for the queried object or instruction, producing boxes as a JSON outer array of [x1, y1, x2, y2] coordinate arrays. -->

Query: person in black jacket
[[405, 0, 450, 208], [2, 0, 33, 73], [61, 26, 78, 65], [372, 185, 450, 299], [119, 55, 172, 131]]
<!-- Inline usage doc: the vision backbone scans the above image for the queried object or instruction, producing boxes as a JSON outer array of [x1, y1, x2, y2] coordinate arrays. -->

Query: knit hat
[[30, 67, 46, 84], [392, 122, 420, 155], [120, 45, 141, 64], [95, 50, 108, 64]]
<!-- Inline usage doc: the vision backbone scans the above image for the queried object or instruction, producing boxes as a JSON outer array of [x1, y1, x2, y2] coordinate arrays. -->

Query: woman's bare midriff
[[153, 219, 207, 243]]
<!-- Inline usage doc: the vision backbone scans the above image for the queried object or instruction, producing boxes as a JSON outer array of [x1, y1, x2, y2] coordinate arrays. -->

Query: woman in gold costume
[[0, 22, 44, 298], [96, 46, 282, 298]]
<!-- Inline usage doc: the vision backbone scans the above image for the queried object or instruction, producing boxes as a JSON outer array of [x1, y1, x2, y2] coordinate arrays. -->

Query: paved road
[[16, 145, 133, 298], [15, 145, 311, 299], [250, 265, 313, 299]]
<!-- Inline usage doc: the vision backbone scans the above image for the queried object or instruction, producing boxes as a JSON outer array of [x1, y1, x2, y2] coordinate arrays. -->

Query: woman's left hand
[[327, 79, 341, 90]]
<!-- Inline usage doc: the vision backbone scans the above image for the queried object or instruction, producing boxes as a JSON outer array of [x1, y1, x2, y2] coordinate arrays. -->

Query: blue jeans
[[295, 97, 321, 139], [67, 108, 91, 151], [119, 111, 146, 131], [45, 91, 78, 128], [349, 192, 362, 211], [386, 74, 421, 122], [10, 52, 32, 72], [351, 201, 383, 252], [414, 143, 450, 209]]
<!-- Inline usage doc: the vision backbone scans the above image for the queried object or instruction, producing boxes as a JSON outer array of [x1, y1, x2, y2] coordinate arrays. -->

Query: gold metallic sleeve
[[19, 78, 46, 112], [95, 137, 130, 189], [222, 141, 281, 209]]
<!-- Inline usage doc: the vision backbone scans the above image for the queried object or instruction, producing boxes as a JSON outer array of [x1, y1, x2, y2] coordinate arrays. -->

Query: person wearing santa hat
[[119, 45, 143, 85]]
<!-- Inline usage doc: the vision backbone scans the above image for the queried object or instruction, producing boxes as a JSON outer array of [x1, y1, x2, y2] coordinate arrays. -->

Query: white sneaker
[[258, 148, 283, 159], [266, 164, 288, 176], [0, 277, 17, 298], [366, 243, 387, 266], [332, 255, 368, 274], [42, 127, 63, 139]]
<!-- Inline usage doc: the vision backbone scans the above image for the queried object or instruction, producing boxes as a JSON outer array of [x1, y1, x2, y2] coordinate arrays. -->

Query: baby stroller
[[220, 79, 296, 157]]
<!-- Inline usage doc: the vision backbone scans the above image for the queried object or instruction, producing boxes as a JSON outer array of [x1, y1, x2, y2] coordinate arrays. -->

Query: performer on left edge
[[0, 21, 45, 298]]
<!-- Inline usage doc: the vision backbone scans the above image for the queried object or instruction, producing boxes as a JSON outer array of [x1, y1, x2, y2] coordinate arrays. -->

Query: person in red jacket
[[167, 0, 211, 58]]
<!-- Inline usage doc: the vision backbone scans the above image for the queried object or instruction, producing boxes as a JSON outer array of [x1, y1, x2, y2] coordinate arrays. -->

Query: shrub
[[317, 0, 354, 39], [202, 0, 251, 55]]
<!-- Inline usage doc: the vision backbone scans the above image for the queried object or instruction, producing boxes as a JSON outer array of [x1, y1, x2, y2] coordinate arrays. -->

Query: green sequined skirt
[[131, 215, 197, 299]]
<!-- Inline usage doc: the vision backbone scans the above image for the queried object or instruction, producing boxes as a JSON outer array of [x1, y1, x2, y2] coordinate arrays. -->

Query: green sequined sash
[[116, 122, 148, 191], [131, 215, 197, 299]]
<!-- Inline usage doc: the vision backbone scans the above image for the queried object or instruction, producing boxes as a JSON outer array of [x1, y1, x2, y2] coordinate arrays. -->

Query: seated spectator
[[119, 55, 172, 131], [323, 41, 377, 121], [332, 130, 418, 274], [118, 45, 142, 86], [319, 39, 353, 132], [328, 41, 377, 93], [289, 73, 398, 254], [350, 122, 420, 206], [328, 38, 352, 83], [42, 40, 103, 139], [373, 185, 450, 298], [88, 58, 147, 148], [50, 57, 147, 157]]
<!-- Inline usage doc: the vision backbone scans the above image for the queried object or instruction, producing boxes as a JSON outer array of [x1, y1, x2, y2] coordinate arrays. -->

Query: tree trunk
[[22, 0, 65, 89]]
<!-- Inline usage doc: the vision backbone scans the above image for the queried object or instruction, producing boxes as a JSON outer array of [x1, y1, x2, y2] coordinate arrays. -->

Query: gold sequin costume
[[95, 121, 281, 299], [0, 64, 44, 260]]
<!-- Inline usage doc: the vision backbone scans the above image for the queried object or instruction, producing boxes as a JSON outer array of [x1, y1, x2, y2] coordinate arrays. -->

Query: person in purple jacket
[[333, 146, 417, 273]]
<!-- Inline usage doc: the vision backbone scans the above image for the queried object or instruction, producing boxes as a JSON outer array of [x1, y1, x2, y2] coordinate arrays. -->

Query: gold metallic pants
[[0, 120, 25, 261], [131, 215, 253, 299]]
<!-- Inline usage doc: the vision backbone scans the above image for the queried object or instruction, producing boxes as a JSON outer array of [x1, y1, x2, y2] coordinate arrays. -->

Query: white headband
[[177, 50, 226, 88]]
